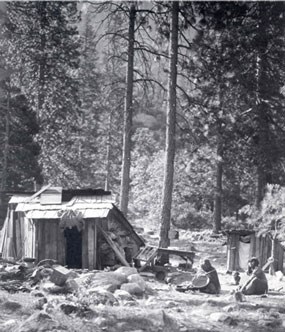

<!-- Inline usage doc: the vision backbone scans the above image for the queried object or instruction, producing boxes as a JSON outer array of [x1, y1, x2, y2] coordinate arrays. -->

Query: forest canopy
[[0, 1, 285, 235]]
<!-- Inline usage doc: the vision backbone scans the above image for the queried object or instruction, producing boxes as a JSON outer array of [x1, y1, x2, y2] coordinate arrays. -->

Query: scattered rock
[[64, 278, 79, 293], [0, 319, 17, 330], [209, 312, 236, 326], [3, 300, 22, 311], [223, 303, 240, 312], [114, 289, 135, 302], [60, 302, 81, 315], [88, 271, 127, 291], [33, 297, 47, 310], [127, 274, 146, 291], [41, 281, 66, 294], [121, 282, 144, 296], [115, 267, 138, 277], [67, 270, 80, 279], [17, 311, 61, 332], [31, 290, 45, 298], [259, 318, 282, 328], [88, 288, 119, 306]]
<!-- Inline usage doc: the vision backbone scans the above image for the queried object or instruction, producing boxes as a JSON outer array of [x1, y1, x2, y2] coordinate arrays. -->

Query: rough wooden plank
[[226, 235, 233, 272], [233, 235, 239, 271], [82, 221, 88, 269], [34, 221, 39, 262], [0, 219, 7, 254], [88, 221, 94, 270], [261, 236, 267, 267], [7, 209, 13, 238], [26, 217, 35, 258], [278, 245, 284, 272], [57, 227, 66, 266], [23, 216, 28, 258], [49, 221, 57, 260], [255, 235, 260, 262], [31, 220, 36, 258], [19, 214, 25, 257], [15, 217, 21, 259], [39, 221, 46, 262], [45, 220, 52, 259], [94, 219, 97, 269], [249, 234, 255, 258]]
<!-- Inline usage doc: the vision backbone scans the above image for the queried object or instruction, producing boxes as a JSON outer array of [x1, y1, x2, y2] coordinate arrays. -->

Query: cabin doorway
[[64, 227, 82, 268]]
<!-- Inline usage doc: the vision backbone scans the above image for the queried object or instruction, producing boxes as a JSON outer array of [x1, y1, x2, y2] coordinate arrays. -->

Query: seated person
[[196, 258, 221, 294], [241, 257, 268, 295]]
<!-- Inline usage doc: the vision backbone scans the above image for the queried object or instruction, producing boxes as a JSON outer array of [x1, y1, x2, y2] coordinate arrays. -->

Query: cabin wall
[[1, 207, 16, 259], [35, 219, 65, 265], [226, 234, 240, 272], [82, 218, 100, 270], [227, 233, 284, 272], [1, 209, 36, 260]]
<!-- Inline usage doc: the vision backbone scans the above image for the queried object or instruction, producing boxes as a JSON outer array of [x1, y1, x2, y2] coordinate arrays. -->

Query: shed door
[[64, 227, 82, 268]]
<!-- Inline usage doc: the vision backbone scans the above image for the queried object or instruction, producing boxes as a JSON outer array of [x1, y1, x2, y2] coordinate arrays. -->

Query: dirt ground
[[140, 229, 285, 331]]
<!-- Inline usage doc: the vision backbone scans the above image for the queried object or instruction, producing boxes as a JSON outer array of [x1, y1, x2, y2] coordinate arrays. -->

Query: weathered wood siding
[[226, 233, 239, 272], [82, 218, 100, 270], [227, 232, 284, 272], [35, 219, 65, 265]]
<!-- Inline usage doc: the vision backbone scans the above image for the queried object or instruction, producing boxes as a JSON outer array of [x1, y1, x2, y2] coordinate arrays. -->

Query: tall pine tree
[[5, 2, 81, 186]]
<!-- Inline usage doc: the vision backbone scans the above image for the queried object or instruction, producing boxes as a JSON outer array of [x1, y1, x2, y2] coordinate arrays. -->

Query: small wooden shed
[[0, 186, 144, 270], [226, 229, 284, 273]]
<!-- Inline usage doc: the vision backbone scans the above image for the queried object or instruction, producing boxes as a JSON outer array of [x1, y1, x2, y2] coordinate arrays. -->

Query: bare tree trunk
[[159, 1, 179, 255], [119, 3, 136, 216], [38, 2, 47, 120], [105, 110, 113, 192], [213, 136, 223, 233], [0, 88, 10, 201], [255, 4, 270, 209]]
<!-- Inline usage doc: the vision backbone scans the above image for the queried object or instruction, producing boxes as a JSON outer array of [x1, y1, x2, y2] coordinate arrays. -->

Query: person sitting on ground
[[240, 257, 268, 295], [196, 258, 221, 294]]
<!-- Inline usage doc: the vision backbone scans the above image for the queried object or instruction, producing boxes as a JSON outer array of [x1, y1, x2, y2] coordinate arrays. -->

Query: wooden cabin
[[226, 230, 284, 273], [0, 186, 144, 270]]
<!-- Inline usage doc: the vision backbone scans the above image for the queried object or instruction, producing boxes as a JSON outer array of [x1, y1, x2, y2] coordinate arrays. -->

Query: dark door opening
[[64, 227, 82, 268]]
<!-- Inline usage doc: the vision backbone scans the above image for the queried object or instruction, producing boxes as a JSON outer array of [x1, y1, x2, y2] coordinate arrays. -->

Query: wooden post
[[94, 220, 97, 269], [88, 221, 94, 270], [82, 220, 88, 269]]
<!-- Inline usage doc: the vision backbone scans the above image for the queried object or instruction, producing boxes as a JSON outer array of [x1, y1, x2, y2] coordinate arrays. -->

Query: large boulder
[[87, 271, 128, 292]]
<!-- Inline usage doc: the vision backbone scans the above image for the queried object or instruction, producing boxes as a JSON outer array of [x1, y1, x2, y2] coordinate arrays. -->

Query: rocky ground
[[0, 229, 285, 332]]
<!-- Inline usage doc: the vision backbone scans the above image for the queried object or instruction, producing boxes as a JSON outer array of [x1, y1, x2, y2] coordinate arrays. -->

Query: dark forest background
[[1, 1, 285, 240]]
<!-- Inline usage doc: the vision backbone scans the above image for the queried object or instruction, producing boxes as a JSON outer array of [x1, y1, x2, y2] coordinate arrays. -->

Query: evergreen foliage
[[5, 1, 81, 186], [1, 1, 285, 235]]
